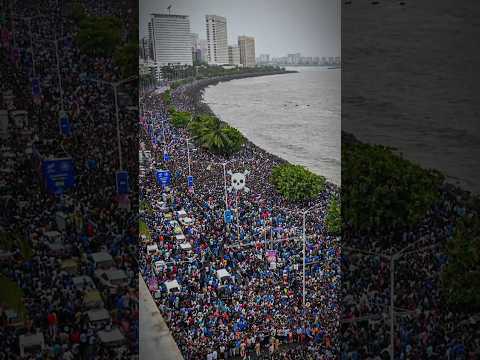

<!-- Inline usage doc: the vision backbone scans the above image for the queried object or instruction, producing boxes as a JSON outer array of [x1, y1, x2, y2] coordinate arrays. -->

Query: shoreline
[[174, 71, 340, 190], [343, 131, 475, 197]]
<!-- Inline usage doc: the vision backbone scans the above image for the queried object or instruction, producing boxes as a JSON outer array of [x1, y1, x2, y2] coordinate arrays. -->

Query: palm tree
[[188, 115, 244, 156]]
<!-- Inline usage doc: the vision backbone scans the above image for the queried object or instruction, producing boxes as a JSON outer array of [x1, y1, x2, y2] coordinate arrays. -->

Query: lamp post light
[[14, 14, 46, 77], [35, 33, 69, 111], [343, 240, 441, 360], [88, 75, 137, 170], [186, 137, 191, 177], [301, 203, 323, 309]]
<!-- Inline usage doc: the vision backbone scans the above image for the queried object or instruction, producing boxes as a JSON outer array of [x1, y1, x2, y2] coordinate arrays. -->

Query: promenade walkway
[[139, 275, 183, 360]]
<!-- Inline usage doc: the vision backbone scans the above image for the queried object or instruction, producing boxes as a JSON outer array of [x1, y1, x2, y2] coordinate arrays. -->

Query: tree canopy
[[271, 164, 326, 202], [170, 109, 191, 128], [326, 197, 341, 235], [342, 141, 444, 232], [162, 90, 172, 106], [76, 16, 122, 57], [187, 115, 244, 156], [113, 42, 138, 77]]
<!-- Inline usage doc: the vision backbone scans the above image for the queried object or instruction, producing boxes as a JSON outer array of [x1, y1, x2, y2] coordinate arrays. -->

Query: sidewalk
[[139, 275, 183, 360]]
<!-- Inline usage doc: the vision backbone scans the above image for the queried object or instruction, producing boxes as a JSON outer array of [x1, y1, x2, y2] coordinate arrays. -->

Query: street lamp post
[[14, 14, 46, 77], [10, 0, 15, 48], [343, 240, 441, 360], [301, 203, 323, 309], [235, 192, 240, 242], [222, 162, 228, 211], [186, 138, 191, 177], [54, 36, 64, 111], [88, 75, 137, 170], [35, 34, 69, 111], [302, 211, 306, 308]]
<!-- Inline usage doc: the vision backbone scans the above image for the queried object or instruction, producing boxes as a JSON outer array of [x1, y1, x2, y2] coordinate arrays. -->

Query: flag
[[59, 112, 71, 136], [116, 171, 129, 194], [32, 78, 41, 103]]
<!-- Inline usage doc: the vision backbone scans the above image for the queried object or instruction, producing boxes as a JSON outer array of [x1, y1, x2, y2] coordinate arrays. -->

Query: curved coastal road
[[139, 275, 183, 360]]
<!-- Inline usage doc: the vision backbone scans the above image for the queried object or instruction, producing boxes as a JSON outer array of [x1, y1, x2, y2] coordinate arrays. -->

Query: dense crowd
[[341, 175, 480, 358], [139, 81, 341, 359], [0, 0, 138, 358]]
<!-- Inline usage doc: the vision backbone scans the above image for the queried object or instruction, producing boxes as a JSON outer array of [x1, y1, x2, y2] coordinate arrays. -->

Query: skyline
[[140, 0, 340, 58]]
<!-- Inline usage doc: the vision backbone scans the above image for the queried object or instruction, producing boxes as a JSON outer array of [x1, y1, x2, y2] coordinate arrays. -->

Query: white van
[[179, 242, 191, 251], [153, 260, 166, 275], [95, 268, 128, 289], [164, 279, 181, 294], [19, 333, 44, 357], [72, 276, 96, 291], [146, 244, 158, 255], [87, 308, 111, 325], [216, 269, 233, 287], [97, 327, 125, 348], [89, 252, 115, 269]]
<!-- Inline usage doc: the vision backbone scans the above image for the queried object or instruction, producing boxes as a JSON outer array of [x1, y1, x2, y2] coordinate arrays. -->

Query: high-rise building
[[228, 45, 240, 65], [139, 37, 147, 60], [287, 53, 301, 65], [197, 39, 208, 63], [205, 15, 229, 65], [238, 36, 256, 68], [258, 54, 270, 63], [191, 32, 199, 63], [148, 13, 193, 66]]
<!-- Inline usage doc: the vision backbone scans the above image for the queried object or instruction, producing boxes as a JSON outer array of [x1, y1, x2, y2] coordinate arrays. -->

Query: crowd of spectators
[[139, 81, 340, 359], [341, 180, 480, 359], [0, 0, 138, 358]]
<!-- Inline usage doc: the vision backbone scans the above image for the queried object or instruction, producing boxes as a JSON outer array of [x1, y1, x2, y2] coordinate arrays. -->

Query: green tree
[[342, 141, 444, 232], [442, 216, 480, 308], [76, 16, 122, 57], [271, 164, 326, 202], [70, 1, 86, 21], [114, 42, 138, 77], [170, 110, 191, 128], [188, 115, 244, 156], [326, 197, 341, 235], [162, 90, 172, 106]]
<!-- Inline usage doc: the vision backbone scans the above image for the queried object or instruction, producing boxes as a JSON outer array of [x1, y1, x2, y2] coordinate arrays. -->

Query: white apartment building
[[238, 36, 256, 68], [149, 13, 193, 66], [197, 39, 208, 63], [228, 46, 240, 65], [205, 15, 229, 65], [140, 59, 162, 82], [258, 54, 270, 63]]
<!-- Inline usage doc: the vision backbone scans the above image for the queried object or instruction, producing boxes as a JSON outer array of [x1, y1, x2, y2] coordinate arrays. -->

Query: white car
[[94, 268, 128, 289], [179, 216, 194, 226]]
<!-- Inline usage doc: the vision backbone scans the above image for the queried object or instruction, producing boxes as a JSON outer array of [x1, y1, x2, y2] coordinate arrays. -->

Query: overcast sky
[[140, 0, 340, 57]]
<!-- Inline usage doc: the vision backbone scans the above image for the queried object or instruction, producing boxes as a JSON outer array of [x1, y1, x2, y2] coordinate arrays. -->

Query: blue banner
[[155, 169, 171, 188], [163, 152, 170, 162], [116, 171, 129, 194], [59, 112, 71, 136], [86, 159, 97, 170], [32, 77, 41, 97], [224, 210, 233, 224], [42, 158, 76, 194], [187, 175, 194, 187]]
